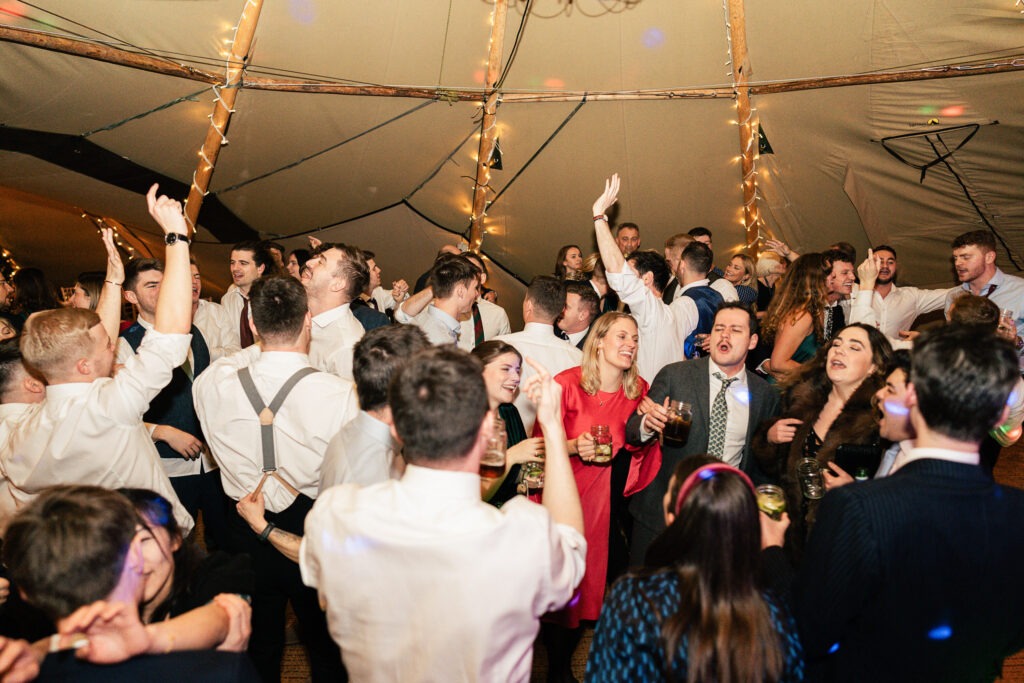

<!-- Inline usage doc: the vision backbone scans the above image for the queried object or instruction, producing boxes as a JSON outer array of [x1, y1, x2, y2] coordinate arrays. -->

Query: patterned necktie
[[708, 372, 738, 458], [824, 305, 834, 340], [472, 303, 485, 346]]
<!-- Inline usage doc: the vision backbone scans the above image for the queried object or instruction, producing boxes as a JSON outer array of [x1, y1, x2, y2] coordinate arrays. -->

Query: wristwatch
[[164, 232, 191, 246]]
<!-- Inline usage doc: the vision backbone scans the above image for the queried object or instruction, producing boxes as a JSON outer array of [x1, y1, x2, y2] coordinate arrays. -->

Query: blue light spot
[[698, 469, 715, 481], [289, 0, 315, 24], [735, 388, 751, 406], [1008, 389, 1019, 407], [643, 28, 665, 49], [341, 535, 376, 556], [928, 624, 953, 640], [883, 399, 910, 417], [828, 642, 840, 654]]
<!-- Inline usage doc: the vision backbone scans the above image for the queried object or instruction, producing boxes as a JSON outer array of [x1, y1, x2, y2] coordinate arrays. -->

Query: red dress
[[538, 366, 648, 628]]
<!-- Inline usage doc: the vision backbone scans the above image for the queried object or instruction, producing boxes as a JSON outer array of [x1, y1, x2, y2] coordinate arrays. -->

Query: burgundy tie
[[239, 297, 255, 348]]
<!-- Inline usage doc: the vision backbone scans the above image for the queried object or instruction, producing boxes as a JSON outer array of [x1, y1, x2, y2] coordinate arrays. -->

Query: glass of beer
[[480, 435, 506, 481], [661, 400, 693, 448], [755, 484, 787, 520], [590, 425, 613, 464], [796, 457, 825, 500]]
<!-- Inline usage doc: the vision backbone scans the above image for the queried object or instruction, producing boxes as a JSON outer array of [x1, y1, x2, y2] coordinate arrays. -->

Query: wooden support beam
[[726, 0, 761, 259], [2, 24, 1020, 103], [468, 0, 509, 252], [183, 0, 264, 234]]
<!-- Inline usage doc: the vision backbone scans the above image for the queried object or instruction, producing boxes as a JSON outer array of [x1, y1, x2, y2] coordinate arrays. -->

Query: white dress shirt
[[0, 330, 194, 534], [299, 464, 586, 683], [707, 360, 750, 468], [115, 317, 216, 479], [494, 323, 582, 434], [309, 304, 364, 381], [606, 265, 683, 383], [319, 410, 401, 494], [220, 287, 247, 349], [945, 268, 1024, 369], [193, 349, 358, 512], [370, 285, 405, 313], [193, 298, 242, 360], [849, 284, 951, 347], [710, 277, 739, 302], [396, 304, 461, 346], [457, 298, 512, 351], [669, 279, 712, 345], [0, 403, 34, 534], [891, 446, 979, 474]]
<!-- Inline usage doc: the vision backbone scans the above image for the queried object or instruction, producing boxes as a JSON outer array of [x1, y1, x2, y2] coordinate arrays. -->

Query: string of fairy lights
[[81, 212, 138, 258]]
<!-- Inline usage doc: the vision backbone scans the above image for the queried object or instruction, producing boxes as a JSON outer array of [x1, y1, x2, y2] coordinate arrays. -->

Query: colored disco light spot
[[0, 2, 26, 18], [289, 0, 315, 24], [917, 105, 937, 115], [544, 77, 565, 88], [828, 642, 840, 654], [940, 105, 965, 117], [928, 624, 953, 640], [643, 27, 665, 48], [473, 69, 486, 84]]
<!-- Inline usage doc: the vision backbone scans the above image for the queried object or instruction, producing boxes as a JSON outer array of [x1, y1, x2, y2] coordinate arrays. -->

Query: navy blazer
[[796, 458, 1024, 682]]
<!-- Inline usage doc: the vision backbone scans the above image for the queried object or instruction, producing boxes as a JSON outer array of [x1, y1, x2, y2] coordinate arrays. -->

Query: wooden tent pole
[[182, 0, 264, 234], [2, 25, 1020, 102], [468, 0, 509, 252], [726, 0, 761, 259]]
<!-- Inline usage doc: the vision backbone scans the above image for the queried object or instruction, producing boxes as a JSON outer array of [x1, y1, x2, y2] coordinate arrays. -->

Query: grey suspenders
[[236, 366, 319, 488]]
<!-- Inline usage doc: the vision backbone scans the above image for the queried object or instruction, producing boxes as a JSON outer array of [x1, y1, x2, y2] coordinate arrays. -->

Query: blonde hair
[[755, 251, 785, 278], [730, 253, 756, 287], [21, 308, 100, 379], [581, 312, 642, 400]]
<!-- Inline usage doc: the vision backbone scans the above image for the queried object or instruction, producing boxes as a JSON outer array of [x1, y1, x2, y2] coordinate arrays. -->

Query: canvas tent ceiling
[[1, 0, 1022, 322]]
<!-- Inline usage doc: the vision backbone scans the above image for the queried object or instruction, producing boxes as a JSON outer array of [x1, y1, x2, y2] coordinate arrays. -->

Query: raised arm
[[396, 285, 433, 322], [592, 174, 626, 276], [95, 228, 125, 345], [523, 358, 584, 535], [146, 185, 191, 335]]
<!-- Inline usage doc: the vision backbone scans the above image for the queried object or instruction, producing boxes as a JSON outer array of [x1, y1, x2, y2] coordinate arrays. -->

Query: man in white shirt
[[395, 254, 480, 346], [221, 241, 269, 350], [3, 185, 193, 534], [302, 242, 368, 381], [320, 324, 429, 492], [0, 344, 44, 531], [495, 276, 582, 434], [945, 229, 1024, 370], [593, 175, 682, 383], [194, 275, 356, 683], [556, 281, 600, 350], [300, 347, 586, 683], [192, 262, 241, 360], [668, 241, 725, 360], [850, 246, 951, 348], [117, 257, 227, 549], [687, 227, 737, 300], [796, 325, 1024, 681], [460, 252, 511, 349]]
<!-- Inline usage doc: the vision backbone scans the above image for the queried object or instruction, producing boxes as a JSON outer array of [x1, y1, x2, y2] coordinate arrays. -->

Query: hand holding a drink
[[638, 396, 671, 434]]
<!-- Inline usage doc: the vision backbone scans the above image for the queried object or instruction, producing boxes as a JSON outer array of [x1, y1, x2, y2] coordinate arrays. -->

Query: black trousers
[[223, 494, 345, 683], [170, 468, 231, 551]]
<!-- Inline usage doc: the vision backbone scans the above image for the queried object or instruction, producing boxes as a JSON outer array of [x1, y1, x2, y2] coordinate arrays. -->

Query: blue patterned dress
[[587, 571, 804, 681]]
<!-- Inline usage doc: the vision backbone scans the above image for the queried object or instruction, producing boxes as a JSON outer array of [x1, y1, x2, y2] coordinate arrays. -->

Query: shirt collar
[[355, 410, 399, 449], [312, 304, 353, 328], [708, 358, 747, 387], [899, 446, 979, 469], [679, 278, 711, 293], [524, 322, 555, 337], [427, 305, 460, 333], [401, 463, 481, 500], [962, 268, 1004, 295]]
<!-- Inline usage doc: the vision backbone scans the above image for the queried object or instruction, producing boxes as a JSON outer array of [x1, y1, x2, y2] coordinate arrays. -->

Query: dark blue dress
[[587, 570, 804, 681]]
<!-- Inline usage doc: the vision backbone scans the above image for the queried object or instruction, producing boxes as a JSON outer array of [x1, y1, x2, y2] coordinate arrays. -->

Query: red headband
[[674, 463, 756, 516]]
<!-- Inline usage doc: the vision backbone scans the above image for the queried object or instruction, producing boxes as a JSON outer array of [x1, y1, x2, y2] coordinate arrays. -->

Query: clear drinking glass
[[796, 457, 825, 500], [590, 425, 613, 464]]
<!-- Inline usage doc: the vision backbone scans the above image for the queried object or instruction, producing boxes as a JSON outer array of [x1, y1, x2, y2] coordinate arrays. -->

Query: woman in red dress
[[540, 311, 648, 682]]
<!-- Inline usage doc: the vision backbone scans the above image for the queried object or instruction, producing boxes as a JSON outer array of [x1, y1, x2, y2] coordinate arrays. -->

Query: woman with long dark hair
[[588, 460, 804, 682], [554, 244, 585, 281], [754, 253, 832, 381]]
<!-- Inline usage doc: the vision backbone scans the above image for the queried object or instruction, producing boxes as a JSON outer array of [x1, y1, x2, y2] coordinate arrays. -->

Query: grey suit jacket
[[625, 357, 780, 532]]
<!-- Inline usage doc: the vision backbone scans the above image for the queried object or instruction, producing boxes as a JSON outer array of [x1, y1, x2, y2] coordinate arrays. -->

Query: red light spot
[[544, 77, 565, 88], [473, 69, 486, 84], [939, 105, 965, 117], [0, 2, 26, 18]]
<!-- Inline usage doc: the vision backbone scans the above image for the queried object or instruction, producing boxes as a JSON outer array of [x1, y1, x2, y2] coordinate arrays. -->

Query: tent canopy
[[1, 0, 1022, 319]]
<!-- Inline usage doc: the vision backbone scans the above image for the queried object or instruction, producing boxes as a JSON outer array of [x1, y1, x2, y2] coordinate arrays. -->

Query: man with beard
[[850, 246, 952, 347]]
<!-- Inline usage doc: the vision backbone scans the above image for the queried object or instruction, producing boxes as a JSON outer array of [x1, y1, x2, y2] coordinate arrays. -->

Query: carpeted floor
[[276, 439, 1024, 682]]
